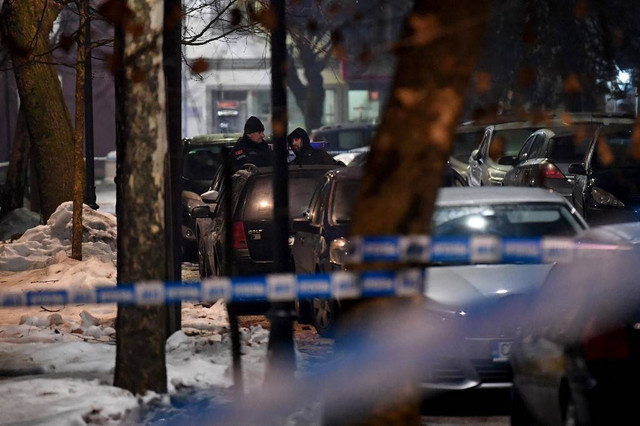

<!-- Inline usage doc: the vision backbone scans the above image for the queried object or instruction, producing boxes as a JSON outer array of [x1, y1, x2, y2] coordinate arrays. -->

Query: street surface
[[182, 263, 509, 425]]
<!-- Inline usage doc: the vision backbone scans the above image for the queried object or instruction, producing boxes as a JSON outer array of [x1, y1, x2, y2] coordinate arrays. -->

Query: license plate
[[491, 341, 512, 362]]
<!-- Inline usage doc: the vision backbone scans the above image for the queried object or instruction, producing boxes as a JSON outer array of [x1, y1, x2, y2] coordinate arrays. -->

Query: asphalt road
[[182, 263, 509, 425]]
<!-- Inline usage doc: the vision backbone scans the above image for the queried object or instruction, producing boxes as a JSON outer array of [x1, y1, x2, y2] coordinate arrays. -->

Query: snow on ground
[[0, 204, 270, 425]]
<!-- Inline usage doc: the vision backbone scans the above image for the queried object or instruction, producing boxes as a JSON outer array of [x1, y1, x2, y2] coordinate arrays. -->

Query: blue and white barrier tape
[[0, 269, 425, 308], [347, 236, 616, 264]]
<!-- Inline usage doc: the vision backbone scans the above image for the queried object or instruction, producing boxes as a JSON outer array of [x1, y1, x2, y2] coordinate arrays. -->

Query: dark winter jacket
[[286, 128, 345, 167], [231, 135, 272, 172]]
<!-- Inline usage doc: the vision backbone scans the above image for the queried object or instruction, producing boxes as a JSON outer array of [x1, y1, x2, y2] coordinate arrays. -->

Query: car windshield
[[452, 131, 483, 161], [183, 147, 222, 180], [593, 130, 640, 169], [243, 173, 325, 221], [489, 128, 537, 160], [432, 202, 584, 238], [548, 135, 589, 162]]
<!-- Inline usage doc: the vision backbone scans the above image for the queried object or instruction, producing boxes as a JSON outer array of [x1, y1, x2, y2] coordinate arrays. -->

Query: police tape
[[345, 235, 625, 264], [0, 269, 425, 308]]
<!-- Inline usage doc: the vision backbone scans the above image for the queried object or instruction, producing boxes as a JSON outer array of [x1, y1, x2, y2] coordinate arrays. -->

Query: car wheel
[[312, 298, 338, 337], [198, 234, 211, 278], [510, 384, 534, 426]]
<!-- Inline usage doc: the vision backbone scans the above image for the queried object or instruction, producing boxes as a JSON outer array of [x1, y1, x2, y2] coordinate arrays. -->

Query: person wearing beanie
[[286, 127, 345, 167], [231, 116, 272, 172]]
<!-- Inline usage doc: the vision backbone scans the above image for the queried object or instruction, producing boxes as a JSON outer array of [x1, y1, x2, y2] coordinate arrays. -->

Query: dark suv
[[192, 165, 339, 278], [181, 134, 239, 262], [232, 165, 338, 276]]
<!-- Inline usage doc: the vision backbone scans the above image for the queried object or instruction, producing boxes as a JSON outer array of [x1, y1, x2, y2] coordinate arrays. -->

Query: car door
[[504, 134, 536, 186], [571, 138, 595, 217], [292, 177, 331, 274], [522, 134, 547, 186], [468, 127, 492, 186]]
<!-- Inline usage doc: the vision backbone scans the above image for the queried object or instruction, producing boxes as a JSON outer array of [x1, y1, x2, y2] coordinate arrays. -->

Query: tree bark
[[114, 0, 168, 395], [1, 0, 75, 221], [72, 0, 88, 261], [332, 1, 494, 425], [0, 106, 30, 218]]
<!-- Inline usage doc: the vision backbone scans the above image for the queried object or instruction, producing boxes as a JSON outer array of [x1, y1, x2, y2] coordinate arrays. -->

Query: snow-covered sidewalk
[[0, 203, 272, 425]]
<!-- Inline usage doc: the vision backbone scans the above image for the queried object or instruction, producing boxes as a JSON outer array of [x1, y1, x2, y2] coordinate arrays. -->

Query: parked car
[[509, 222, 640, 426], [193, 165, 338, 279], [181, 134, 239, 262], [569, 124, 640, 225], [310, 123, 375, 154], [501, 127, 589, 200], [467, 122, 543, 187], [419, 188, 587, 394]]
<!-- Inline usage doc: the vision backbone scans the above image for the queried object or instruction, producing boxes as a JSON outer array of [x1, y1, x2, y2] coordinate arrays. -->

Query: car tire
[[510, 384, 534, 426], [312, 298, 339, 337]]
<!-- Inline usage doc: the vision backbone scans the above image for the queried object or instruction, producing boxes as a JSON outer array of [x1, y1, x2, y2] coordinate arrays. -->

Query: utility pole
[[164, 0, 183, 336], [266, 0, 296, 384], [84, 1, 98, 209]]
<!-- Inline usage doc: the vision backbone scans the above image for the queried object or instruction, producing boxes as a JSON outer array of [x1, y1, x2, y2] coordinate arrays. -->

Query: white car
[[421, 187, 588, 393]]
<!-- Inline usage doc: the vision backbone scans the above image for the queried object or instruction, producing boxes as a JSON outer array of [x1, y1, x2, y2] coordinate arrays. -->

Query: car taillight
[[232, 222, 248, 250], [541, 163, 565, 179], [582, 318, 630, 360]]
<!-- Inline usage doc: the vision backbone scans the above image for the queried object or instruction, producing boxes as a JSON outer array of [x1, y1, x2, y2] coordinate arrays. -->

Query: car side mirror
[[498, 156, 517, 166], [568, 163, 586, 175], [190, 205, 211, 219], [201, 189, 219, 203]]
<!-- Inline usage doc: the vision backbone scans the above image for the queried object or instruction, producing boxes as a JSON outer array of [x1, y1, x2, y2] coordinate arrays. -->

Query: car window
[[479, 129, 492, 158], [488, 128, 535, 161], [432, 202, 584, 238], [311, 177, 331, 226], [330, 179, 362, 224], [593, 130, 640, 169], [528, 135, 546, 159], [517, 135, 536, 163], [242, 173, 325, 221], [338, 131, 366, 150], [547, 135, 588, 162], [183, 148, 220, 180], [452, 131, 483, 162]]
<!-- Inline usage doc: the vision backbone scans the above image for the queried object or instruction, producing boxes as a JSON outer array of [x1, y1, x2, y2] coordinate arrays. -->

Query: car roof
[[249, 165, 341, 176], [311, 123, 376, 133], [186, 133, 241, 146], [435, 187, 571, 206]]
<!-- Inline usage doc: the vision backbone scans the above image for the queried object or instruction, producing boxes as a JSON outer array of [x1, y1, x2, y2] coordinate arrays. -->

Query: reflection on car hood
[[424, 264, 554, 309]]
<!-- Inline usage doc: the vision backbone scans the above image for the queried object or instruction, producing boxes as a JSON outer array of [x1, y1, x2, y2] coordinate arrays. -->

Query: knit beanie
[[244, 116, 265, 134]]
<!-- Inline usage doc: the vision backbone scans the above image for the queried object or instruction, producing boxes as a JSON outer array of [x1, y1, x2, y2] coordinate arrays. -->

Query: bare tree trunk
[[72, 0, 88, 261], [331, 1, 494, 425], [1, 0, 75, 221], [113, 0, 168, 395], [0, 106, 30, 218]]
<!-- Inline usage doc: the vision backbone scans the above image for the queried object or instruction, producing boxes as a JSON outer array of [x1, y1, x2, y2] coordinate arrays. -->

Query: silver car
[[467, 122, 543, 187], [421, 187, 588, 394]]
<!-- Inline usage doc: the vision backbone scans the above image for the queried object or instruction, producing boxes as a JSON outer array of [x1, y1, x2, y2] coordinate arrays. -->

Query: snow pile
[[0, 207, 42, 241], [0, 201, 117, 271], [0, 378, 139, 425]]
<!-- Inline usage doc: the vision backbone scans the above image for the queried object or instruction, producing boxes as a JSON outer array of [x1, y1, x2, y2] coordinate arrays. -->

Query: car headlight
[[329, 237, 352, 265], [591, 187, 625, 207]]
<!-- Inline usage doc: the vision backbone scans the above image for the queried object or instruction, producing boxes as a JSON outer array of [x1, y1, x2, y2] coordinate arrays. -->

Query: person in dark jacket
[[287, 127, 345, 166], [231, 116, 272, 172]]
